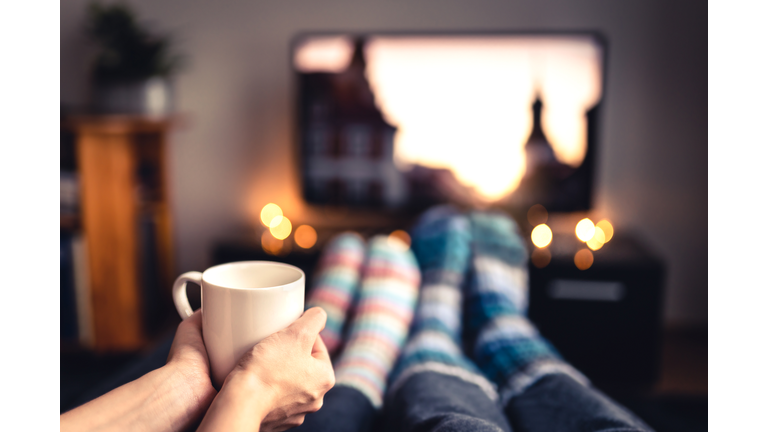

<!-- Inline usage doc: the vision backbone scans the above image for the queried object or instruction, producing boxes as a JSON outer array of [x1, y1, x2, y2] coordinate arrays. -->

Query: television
[[293, 32, 606, 215]]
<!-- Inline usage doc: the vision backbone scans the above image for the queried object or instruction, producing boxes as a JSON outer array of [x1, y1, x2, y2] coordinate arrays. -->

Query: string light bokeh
[[294, 225, 317, 249], [258, 203, 314, 255], [260, 203, 283, 228], [531, 224, 553, 248], [574, 248, 594, 270], [388, 230, 412, 249], [525, 204, 616, 271]]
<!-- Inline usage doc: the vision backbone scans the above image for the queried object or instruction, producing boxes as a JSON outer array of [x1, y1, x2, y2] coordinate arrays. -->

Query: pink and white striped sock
[[306, 232, 366, 356], [334, 235, 421, 408]]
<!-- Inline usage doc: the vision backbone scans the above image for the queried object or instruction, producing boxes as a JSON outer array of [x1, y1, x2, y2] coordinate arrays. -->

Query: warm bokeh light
[[531, 248, 551, 268], [586, 226, 606, 251], [261, 231, 284, 256], [294, 225, 318, 249], [574, 248, 594, 270], [269, 216, 293, 240], [260, 203, 283, 228], [294, 36, 354, 72], [531, 224, 553, 248], [527, 204, 548, 226], [388, 230, 412, 248], [575, 218, 595, 242], [596, 220, 614, 242]]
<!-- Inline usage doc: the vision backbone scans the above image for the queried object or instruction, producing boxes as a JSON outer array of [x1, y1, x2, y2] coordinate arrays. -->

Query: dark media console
[[528, 234, 665, 388]]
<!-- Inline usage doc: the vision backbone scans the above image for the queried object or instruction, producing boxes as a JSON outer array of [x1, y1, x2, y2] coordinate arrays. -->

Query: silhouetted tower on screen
[[524, 98, 558, 176]]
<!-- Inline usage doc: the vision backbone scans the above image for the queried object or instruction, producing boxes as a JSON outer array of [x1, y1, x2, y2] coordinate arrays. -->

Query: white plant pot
[[92, 77, 174, 116]]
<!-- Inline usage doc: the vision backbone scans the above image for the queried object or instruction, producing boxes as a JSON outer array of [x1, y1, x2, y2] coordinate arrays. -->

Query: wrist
[[154, 363, 217, 429], [197, 368, 274, 432], [222, 368, 276, 421], [164, 361, 216, 403]]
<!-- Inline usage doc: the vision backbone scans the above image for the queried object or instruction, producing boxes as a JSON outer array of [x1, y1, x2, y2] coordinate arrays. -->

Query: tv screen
[[293, 32, 605, 214]]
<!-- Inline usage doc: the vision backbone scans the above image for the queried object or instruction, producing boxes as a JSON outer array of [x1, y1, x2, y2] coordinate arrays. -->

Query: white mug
[[172, 261, 305, 388]]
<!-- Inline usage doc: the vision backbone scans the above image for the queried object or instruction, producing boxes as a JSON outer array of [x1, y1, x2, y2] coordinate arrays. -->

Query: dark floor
[[61, 326, 707, 431], [616, 394, 707, 432], [608, 326, 707, 432]]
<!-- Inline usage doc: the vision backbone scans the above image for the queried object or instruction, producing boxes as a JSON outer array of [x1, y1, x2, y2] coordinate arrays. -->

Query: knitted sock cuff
[[498, 358, 590, 407], [468, 211, 528, 267], [334, 379, 386, 409], [411, 207, 471, 276], [388, 361, 499, 404]]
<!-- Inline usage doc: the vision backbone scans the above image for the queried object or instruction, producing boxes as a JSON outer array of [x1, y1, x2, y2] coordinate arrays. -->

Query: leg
[[306, 232, 367, 356], [386, 371, 509, 432], [386, 206, 512, 432], [466, 211, 654, 432], [298, 234, 420, 432], [332, 234, 421, 407], [504, 373, 653, 432]]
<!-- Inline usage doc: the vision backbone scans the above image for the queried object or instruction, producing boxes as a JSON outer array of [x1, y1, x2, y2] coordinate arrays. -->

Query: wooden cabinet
[[65, 116, 175, 352]]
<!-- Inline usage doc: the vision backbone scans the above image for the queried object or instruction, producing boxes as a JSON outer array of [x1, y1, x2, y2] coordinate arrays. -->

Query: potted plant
[[85, 2, 183, 115]]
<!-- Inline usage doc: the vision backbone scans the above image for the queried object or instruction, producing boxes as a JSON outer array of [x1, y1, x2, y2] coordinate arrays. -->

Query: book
[[60, 233, 79, 340], [72, 234, 94, 348]]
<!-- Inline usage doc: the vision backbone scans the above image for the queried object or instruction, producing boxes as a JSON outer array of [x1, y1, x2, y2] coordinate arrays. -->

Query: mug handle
[[172, 271, 202, 319]]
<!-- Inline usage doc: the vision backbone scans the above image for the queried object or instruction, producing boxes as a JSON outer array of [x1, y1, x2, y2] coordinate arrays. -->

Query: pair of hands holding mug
[[191, 306, 335, 431], [61, 307, 334, 432]]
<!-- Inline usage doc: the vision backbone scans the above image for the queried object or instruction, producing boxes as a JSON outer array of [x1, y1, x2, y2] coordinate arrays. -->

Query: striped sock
[[389, 206, 498, 402], [467, 211, 589, 406], [306, 232, 366, 356], [334, 235, 420, 408]]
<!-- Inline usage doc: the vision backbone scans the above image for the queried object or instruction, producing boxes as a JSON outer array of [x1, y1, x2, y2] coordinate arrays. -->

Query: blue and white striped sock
[[389, 206, 498, 401], [467, 211, 589, 406]]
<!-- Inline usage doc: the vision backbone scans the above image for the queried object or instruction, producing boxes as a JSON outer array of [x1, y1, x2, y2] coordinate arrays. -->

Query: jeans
[[297, 371, 653, 432]]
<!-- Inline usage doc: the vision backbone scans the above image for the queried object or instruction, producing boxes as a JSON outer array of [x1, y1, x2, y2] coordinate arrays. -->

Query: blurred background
[[60, 1, 706, 430]]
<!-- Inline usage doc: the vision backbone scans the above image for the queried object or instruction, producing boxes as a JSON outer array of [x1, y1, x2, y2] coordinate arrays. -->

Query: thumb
[[286, 307, 327, 348], [312, 335, 331, 362]]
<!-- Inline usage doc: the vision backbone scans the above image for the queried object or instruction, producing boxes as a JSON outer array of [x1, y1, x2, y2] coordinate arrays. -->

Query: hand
[[240, 307, 336, 431], [166, 309, 217, 402], [197, 307, 335, 432]]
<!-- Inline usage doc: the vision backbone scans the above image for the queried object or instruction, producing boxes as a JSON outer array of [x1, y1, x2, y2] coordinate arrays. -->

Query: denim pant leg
[[504, 374, 655, 432], [383, 371, 512, 432], [295, 385, 377, 432]]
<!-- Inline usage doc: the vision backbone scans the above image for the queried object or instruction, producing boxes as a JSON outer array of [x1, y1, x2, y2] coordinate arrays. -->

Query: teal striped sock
[[306, 232, 366, 356], [334, 235, 420, 408], [467, 211, 589, 405], [389, 206, 498, 401]]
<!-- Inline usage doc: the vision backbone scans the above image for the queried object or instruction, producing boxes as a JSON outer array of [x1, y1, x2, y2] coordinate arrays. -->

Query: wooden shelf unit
[[64, 116, 176, 352]]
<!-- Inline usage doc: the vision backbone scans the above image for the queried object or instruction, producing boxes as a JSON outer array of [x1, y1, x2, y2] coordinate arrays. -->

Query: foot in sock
[[306, 232, 366, 356], [466, 211, 589, 405], [389, 206, 498, 402], [334, 235, 421, 408]]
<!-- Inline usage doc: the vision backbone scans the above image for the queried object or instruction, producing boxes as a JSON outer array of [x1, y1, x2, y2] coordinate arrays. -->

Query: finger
[[287, 307, 327, 347], [311, 335, 330, 361], [283, 414, 307, 431], [184, 309, 203, 330], [168, 309, 203, 361], [177, 309, 203, 341]]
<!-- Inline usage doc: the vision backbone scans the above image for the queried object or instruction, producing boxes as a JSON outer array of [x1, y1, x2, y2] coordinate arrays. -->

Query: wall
[[61, 0, 707, 326]]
